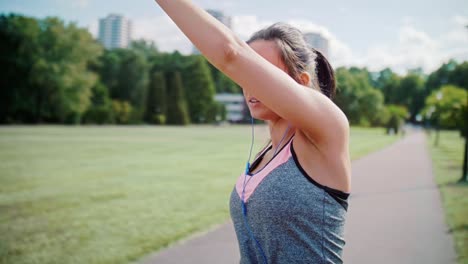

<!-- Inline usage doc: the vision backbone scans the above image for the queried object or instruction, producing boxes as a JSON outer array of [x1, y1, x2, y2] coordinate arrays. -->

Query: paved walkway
[[140, 130, 456, 264]]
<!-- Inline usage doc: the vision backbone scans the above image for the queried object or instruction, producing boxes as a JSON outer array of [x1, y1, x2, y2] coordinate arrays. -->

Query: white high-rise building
[[98, 14, 132, 49], [193, 9, 232, 54], [303, 32, 329, 59]]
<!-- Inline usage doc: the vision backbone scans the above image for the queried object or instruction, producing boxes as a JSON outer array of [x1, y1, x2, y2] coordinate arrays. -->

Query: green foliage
[[334, 67, 385, 126], [130, 39, 159, 59], [165, 72, 190, 125], [112, 100, 133, 124], [0, 14, 102, 123], [398, 73, 426, 122], [376, 68, 402, 104], [97, 49, 149, 119], [205, 102, 227, 123], [207, 63, 241, 93], [426, 60, 458, 91], [145, 72, 167, 124], [82, 82, 114, 124], [182, 56, 216, 123], [421, 85, 467, 129], [450, 62, 468, 90], [426, 61, 468, 131], [381, 105, 409, 134], [2, 15, 467, 127], [0, 15, 40, 123]]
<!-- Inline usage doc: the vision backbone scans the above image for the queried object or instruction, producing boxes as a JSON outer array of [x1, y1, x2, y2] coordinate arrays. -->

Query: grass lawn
[[0, 125, 398, 264], [427, 130, 468, 264]]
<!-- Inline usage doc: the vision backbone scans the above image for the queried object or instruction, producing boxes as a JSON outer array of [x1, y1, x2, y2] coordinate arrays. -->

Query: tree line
[[1, 14, 467, 133], [0, 14, 237, 125], [335, 64, 467, 134]]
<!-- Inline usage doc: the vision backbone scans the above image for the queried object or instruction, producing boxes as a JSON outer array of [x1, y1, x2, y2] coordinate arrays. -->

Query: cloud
[[74, 0, 89, 8], [439, 15, 468, 62], [132, 15, 193, 54], [231, 15, 273, 40], [134, 13, 354, 66], [360, 25, 441, 73], [131, 13, 468, 74], [56, 0, 89, 9], [361, 16, 468, 73]]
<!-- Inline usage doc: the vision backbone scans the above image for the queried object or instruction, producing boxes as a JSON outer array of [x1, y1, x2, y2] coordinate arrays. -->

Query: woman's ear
[[299, 71, 311, 86]]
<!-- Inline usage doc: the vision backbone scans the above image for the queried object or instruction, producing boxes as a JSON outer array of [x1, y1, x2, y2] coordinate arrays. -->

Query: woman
[[154, 1, 351, 263]]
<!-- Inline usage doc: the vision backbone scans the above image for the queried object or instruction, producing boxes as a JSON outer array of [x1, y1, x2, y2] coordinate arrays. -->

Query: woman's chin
[[250, 109, 275, 121]]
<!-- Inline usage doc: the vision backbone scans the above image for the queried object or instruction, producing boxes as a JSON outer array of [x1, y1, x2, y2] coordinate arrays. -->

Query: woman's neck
[[267, 118, 295, 151]]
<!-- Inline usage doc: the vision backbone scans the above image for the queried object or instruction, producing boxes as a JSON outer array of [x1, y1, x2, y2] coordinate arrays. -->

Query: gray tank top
[[229, 135, 349, 264]]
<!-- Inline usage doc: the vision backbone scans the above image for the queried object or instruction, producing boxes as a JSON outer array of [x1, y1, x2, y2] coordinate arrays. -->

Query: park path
[[140, 129, 456, 264]]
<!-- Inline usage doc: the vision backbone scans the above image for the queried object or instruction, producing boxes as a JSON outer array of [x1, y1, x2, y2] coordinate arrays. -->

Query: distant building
[[214, 93, 246, 123], [193, 10, 232, 54], [98, 14, 132, 49], [303, 32, 329, 59]]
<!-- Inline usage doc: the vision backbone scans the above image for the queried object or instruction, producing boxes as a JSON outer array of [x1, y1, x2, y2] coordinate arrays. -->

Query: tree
[[182, 56, 216, 123], [33, 17, 102, 123], [0, 14, 102, 123], [398, 73, 426, 122], [165, 71, 190, 125], [382, 105, 409, 134], [450, 61, 468, 89], [207, 63, 241, 93], [96, 48, 149, 123], [421, 85, 467, 148], [145, 71, 167, 124], [115, 49, 149, 121], [461, 99, 468, 182], [112, 100, 133, 124], [426, 60, 458, 92], [375, 68, 402, 105], [82, 81, 114, 124], [334, 67, 385, 126], [421, 85, 467, 129], [450, 62, 468, 181], [130, 39, 159, 60], [0, 14, 41, 123], [205, 102, 227, 123]]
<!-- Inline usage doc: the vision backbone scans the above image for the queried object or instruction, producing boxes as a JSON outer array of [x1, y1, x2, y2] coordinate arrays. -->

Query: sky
[[1, 0, 467, 74]]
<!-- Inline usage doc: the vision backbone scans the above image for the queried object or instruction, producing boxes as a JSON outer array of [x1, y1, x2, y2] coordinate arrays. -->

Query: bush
[[152, 114, 166, 125], [384, 105, 409, 134], [82, 105, 114, 124], [205, 102, 226, 123], [112, 100, 133, 124]]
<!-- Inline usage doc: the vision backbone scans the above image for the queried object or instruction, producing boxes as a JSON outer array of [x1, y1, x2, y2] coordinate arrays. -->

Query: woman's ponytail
[[312, 48, 336, 100]]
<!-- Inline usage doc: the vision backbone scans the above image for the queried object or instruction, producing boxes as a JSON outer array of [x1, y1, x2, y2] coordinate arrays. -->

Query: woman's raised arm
[[154, 0, 349, 147], [154, 0, 243, 70]]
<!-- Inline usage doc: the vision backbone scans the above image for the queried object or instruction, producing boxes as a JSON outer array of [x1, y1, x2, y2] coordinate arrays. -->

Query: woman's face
[[244, 40, 289, 121]]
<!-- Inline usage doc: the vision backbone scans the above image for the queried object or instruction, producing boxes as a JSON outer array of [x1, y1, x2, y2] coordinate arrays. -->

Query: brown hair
[[247, 22, 336, 99]]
